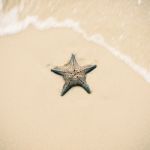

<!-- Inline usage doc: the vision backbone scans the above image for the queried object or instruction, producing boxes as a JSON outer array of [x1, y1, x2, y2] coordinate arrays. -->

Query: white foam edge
[[137, 0, 142, 5], [0, 6, 150, 83]]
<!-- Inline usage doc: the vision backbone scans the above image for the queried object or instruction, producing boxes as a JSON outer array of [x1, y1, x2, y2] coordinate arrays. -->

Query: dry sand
[[0, 27, 150, 150]]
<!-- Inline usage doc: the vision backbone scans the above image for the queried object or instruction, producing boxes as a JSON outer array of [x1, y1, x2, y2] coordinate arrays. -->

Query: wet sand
[[2, 0, 150, 70], [0, 28, 150, 150]]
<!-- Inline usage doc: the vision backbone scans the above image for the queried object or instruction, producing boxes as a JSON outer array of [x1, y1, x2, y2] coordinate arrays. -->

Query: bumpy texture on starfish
[[51, 54, 97, 96]]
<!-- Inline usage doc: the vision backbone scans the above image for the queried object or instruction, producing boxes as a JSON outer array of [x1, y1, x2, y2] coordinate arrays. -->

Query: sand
[[0, 27, 150, 150]]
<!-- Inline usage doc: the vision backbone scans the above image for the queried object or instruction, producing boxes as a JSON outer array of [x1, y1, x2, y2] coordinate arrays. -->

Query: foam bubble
[[0, 6, 150, 83], [138, 0, 142, 5], [0, 0, 3, 10]]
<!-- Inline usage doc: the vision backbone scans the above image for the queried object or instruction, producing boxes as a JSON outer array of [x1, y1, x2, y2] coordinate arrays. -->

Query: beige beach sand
[[0, 28, 150, 150]]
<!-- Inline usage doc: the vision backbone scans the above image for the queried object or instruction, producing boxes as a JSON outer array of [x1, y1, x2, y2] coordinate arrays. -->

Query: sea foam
[[0, 6, 150, 83]]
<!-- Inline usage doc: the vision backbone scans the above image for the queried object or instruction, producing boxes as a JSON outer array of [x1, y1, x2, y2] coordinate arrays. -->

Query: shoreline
[[0, 16, 150, 83]]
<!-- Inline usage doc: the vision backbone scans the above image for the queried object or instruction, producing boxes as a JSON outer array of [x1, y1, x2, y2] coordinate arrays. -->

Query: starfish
[[51, 54, 97, 96]]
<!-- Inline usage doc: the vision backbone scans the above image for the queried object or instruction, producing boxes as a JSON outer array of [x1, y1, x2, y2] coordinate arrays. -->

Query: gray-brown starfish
[[51, 54, 97, 96]]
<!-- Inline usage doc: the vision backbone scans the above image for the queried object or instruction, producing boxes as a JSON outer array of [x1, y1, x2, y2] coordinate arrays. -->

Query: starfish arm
[[69, 54, 78, 66], [61, 82, 72, 96], [51, 67, 65, 76], [81, 81, 91, 94], [82, 65, 97, 74], [78, 78, 91, 93]]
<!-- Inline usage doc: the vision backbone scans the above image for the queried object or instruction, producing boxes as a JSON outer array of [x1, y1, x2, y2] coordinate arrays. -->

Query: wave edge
[[0, 6, 150, 83]]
